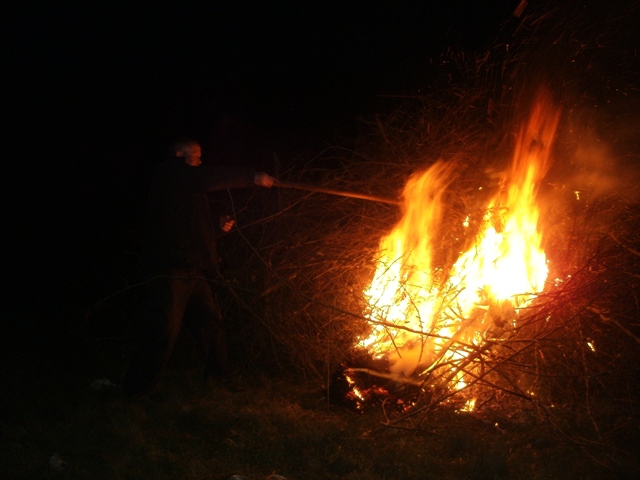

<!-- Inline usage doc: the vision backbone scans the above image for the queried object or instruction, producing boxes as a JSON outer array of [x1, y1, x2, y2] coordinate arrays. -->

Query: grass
[[2, 327, 640, 480]]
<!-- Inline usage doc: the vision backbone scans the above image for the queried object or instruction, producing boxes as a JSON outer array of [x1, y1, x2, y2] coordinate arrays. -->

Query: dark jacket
[[142, 158, 256, 271]]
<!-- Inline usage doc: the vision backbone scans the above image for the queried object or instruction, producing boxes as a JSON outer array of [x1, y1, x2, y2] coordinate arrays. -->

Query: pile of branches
[[210, 0, 640, 436]]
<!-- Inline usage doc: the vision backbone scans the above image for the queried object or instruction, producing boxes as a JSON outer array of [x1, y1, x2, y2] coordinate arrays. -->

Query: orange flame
[[359, 95, 560, 392]]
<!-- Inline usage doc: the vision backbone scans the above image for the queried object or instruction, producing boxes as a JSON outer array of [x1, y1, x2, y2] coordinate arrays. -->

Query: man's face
[[182, 144, 202, 167]]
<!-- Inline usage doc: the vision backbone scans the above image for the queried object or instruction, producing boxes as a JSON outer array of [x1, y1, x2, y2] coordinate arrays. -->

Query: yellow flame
[[460, 398, 476, 412], [359, 94, 560, 392], [344, 372, 366, 402]]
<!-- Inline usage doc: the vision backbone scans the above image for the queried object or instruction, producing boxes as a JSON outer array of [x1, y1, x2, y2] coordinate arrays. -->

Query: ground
[[2, 326, 639, 480]]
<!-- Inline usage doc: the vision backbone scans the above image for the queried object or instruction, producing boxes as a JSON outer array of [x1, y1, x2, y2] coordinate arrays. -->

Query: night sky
[[6, 1, 520, 323]]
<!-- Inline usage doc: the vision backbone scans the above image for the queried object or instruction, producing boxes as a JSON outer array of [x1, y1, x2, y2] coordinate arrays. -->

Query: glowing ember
[[357, 95, 560, 396]]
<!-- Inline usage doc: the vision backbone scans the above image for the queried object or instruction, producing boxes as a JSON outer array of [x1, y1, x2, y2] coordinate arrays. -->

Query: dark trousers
[[124, 268, 228, 395]]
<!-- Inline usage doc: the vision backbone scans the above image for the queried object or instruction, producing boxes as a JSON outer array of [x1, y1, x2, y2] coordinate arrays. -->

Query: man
[[124, 137, 274, 396]]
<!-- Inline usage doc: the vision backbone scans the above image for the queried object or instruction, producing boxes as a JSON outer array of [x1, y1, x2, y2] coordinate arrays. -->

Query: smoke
[[549, 105, 640, 201]]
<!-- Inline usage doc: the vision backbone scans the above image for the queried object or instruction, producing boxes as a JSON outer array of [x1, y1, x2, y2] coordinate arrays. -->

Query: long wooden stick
[[274, 179, 401, 206]]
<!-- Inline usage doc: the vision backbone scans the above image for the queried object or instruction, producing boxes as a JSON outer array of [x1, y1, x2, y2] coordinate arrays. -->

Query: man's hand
[[254, 172, 275, 187], [219, 215, 235, 233]]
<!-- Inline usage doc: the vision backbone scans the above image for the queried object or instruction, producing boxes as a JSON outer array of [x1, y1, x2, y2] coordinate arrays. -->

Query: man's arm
[[190, 165, 275, 192]]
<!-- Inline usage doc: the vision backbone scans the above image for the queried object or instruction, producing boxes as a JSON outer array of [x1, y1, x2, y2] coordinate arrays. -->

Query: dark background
[[5, 1, 521, 327]]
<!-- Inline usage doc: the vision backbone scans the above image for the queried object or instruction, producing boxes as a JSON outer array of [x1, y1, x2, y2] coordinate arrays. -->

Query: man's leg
[[184, 275, 230, 381], [124, 271, 193, 395]]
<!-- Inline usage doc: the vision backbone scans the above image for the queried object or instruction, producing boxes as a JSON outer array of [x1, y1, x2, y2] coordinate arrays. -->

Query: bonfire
[[198, 0, 640, 446], [351, 94, 559, 412]]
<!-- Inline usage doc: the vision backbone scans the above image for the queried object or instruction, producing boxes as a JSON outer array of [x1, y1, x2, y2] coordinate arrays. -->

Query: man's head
[[170, 137, 202, 167]]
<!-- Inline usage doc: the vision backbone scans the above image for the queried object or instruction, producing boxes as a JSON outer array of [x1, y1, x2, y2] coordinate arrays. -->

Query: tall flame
[[359, 95, 560, 389]]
